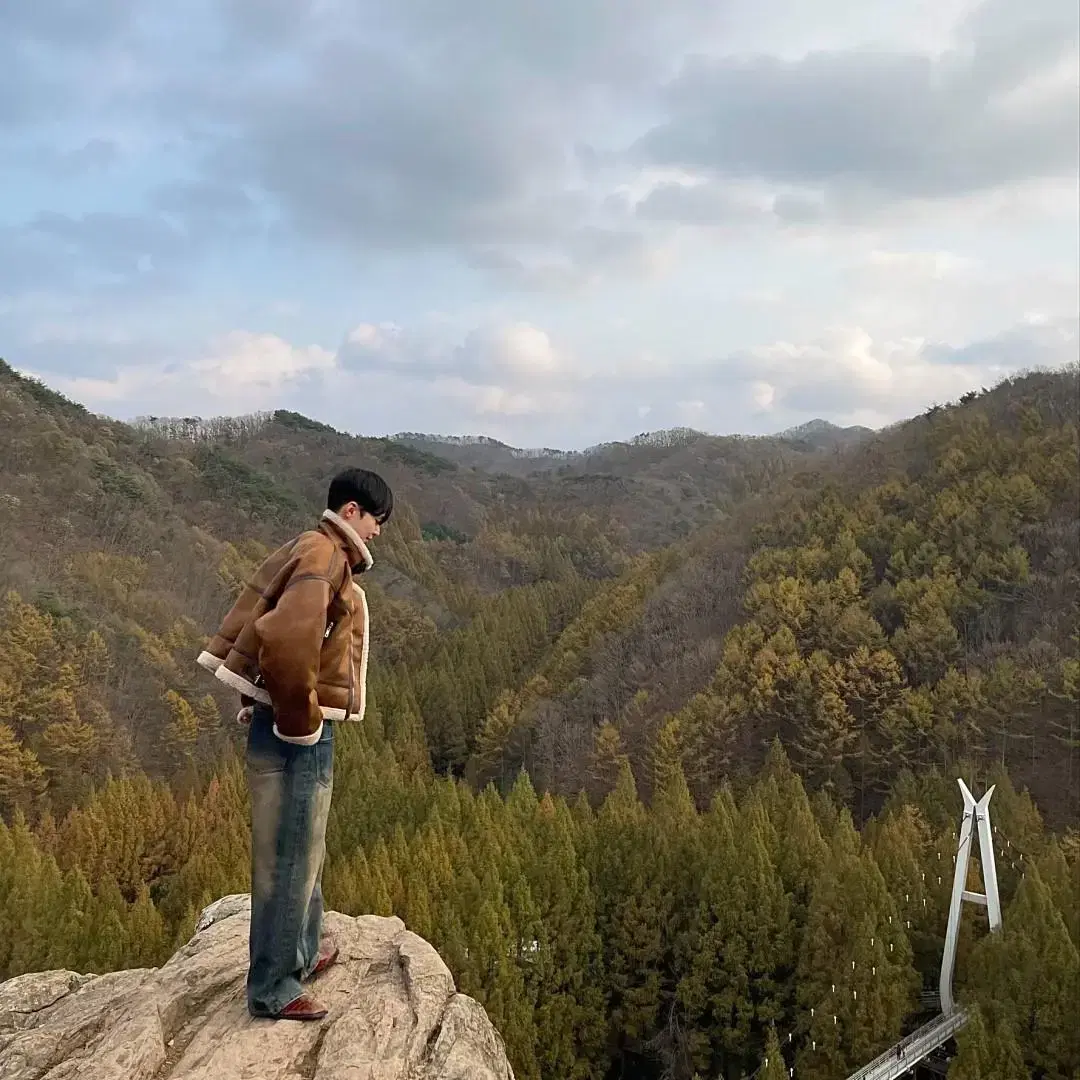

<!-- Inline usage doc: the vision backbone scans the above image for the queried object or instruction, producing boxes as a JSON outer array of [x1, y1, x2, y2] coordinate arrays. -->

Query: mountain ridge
[[390, 418, 875, 463]]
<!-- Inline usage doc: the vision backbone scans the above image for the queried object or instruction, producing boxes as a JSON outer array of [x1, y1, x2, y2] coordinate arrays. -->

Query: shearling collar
[[320, 509, 374, 572]]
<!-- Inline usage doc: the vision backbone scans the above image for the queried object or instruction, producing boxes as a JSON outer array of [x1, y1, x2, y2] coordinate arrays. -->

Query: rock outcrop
[[0, 894, 514, 1080]]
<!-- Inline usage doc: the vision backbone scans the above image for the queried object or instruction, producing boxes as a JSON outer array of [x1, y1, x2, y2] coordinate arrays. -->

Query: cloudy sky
[[2, 0, 1077, 447]]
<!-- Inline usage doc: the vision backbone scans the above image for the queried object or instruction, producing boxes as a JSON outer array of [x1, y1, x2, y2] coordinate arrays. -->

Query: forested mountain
[[773, 417, 876, 450], [461, 368, 1079, 830], [392, 418, 873, 474], [389, 424, 869, 548], [0, 354, 864, 813], [1, 357, 1077, 1079]]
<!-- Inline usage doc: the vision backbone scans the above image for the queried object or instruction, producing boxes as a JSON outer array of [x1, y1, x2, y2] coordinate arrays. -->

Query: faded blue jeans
[[245, 704, 334, 1017]]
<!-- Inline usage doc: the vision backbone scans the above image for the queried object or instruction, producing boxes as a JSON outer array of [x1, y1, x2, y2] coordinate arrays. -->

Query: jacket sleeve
[[253, 546, 337, 745]]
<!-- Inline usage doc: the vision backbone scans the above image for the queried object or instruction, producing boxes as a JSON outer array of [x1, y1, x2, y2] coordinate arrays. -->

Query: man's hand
[[237, 705, 254, 725]]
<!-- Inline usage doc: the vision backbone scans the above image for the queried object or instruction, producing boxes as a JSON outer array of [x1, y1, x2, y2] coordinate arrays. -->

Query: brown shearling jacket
[[196, 510, 372, 745]]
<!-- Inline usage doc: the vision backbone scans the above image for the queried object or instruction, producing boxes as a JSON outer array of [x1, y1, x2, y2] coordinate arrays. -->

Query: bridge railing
[[844, 1009, 969, 1080]]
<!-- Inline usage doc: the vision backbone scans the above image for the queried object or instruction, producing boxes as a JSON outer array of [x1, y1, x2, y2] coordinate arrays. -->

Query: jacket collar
[[320, 509, 374, 572]]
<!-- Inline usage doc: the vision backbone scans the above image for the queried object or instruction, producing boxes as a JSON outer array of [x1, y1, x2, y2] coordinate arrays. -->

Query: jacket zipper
[[345, 573, 355, 717], [346, 633, 355, 717]]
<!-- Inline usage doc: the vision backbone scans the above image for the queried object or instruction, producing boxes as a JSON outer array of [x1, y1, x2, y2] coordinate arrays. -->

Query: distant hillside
[[773, 418, 876, 449], [390, 423, 873, 548], [392, 420, 871, 469], [2, 357, 1076, 831], [0, 358, 807, 816], [390, 431, 577, 473], [459, 368, 1080, 828]]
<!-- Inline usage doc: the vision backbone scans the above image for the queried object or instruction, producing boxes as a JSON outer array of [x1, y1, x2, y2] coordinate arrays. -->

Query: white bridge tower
[[939, 779, 1003, 1014]]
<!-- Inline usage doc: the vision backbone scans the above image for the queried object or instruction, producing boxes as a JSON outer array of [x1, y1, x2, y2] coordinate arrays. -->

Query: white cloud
[[22, 312, 1076, 446], [739, 288, 785, 307], [345, 323, 402, 350], [739, 328, 920, 411], [30, 366, 158, 404], [724, 317, 1078, 421], [435, 377, 574, 417], [457, 323, 567, 378], [675, 399, 707, 424], [24, 332, 338, 415], [191, 331, 336, 392], [751, 380, 776, 410], [28, 320, 584, 426], [862, 249, 982, 280], [834, 243, 1078, 345]]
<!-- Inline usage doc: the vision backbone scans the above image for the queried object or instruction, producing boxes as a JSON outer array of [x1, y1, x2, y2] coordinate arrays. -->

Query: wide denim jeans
[[245, 704, 334, 1017]]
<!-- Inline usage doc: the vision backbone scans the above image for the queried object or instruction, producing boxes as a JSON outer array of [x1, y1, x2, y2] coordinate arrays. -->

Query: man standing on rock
[[196, 468, 392, 1021]]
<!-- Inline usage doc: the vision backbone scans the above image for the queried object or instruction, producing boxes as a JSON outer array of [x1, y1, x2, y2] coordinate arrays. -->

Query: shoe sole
[[249, 1003, 329, 1022]]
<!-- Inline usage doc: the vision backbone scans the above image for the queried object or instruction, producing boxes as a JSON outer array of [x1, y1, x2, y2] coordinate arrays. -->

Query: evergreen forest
[[1, 359, 1077, 1078]]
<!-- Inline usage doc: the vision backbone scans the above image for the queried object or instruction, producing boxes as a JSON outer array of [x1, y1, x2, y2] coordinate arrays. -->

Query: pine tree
[[759, 1025, 787, 1080], [164, 690, 201, 765], [46, 867, 96, 970], [4, 825, 67, 977], [55, 773, 179, 902], [125, 884, 167, 968], [948, 1007, 990, 1079], [1037, 840, 1080, 948], [795, 813, 917, 1079], [0, 723, 46, 817], [460, 873, 539, 1080], [964, 865, 1080, 1078], [948, 1005, 1027, 1080], [869, 803, 940, 977], [515, 789, 607, 1080], [587, 722, 628, 804], [891, 575, 963, 686], [469, 691, 523, 791], [592, 761, 665, 1065], [86, 877, 129, 972], [755, 740, 828, 931], [678, 790, 794, 1078], [647, 723, 706, 1076]]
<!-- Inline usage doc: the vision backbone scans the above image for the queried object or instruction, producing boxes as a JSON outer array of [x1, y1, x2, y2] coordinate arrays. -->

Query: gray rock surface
[[0, 894, 515, 1080]]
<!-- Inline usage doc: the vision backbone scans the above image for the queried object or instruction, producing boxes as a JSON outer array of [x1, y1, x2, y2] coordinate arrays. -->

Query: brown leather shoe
[[305, 943, 340, 981], [275, 995, 328, 1022]]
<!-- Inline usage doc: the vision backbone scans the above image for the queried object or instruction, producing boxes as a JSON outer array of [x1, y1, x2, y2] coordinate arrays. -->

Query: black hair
[[327, 468, 394, 524]]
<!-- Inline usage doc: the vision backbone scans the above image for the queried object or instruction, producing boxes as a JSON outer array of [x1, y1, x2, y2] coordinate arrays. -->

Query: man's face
[[339, 502, 382, 542]]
